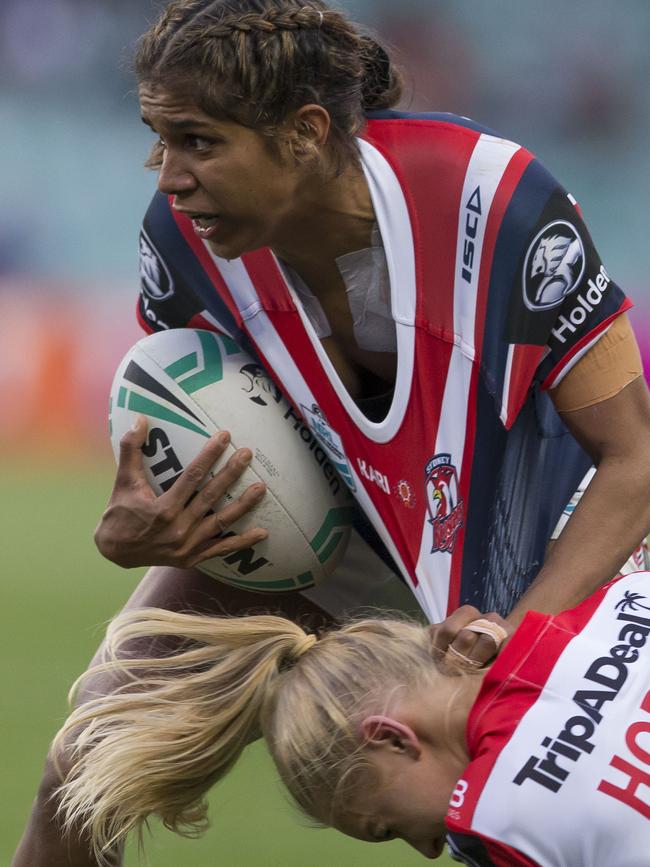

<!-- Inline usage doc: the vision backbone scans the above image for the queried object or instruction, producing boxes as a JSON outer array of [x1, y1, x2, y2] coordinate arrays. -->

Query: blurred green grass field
[[2, 458, 454, 866]]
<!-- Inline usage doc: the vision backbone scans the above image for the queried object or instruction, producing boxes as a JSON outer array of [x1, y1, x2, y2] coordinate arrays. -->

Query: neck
[[272, 158, 375, 273], [407, 669, 485, 765], [441, 672, 485, 762]]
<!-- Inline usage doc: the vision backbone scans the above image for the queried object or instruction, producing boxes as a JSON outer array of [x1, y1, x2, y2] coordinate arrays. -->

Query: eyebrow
[[140, 116, 215, 131]]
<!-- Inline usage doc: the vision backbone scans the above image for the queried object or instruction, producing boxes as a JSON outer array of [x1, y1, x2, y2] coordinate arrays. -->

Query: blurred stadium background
[[2, 1, 649, 864]]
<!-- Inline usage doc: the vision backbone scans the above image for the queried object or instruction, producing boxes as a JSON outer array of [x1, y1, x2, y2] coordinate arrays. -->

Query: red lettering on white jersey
[[447, 573, 650, 866]]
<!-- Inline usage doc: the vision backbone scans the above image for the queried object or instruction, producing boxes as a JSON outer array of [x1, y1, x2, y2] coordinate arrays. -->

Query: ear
[[289, 104, 331, 154], [360, 715, 422, 759]]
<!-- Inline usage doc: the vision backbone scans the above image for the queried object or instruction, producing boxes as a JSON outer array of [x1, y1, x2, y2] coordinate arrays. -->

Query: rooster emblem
[[425, 454, 464, 554]]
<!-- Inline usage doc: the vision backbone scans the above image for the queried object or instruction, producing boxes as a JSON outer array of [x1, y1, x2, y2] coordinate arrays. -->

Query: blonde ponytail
[[54, 608, 447, 861], [53, 608, 314, 863]]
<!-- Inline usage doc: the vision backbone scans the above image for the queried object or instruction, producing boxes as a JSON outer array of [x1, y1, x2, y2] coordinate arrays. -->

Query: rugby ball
[[109, 329, 354, 592]]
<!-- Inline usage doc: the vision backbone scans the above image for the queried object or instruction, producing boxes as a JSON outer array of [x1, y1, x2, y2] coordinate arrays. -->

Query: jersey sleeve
[[136, 191, 242, 339], [481, 157, 631, 428]]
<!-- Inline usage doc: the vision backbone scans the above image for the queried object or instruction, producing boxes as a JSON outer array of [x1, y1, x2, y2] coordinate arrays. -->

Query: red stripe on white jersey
[[448, 574, 650, 866], [450, 580, 612, 830]]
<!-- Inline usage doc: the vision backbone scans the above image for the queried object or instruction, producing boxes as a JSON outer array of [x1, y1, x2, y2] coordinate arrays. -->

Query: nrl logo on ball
[[239, 363, 282, 407], [522, 220, 585, 311]]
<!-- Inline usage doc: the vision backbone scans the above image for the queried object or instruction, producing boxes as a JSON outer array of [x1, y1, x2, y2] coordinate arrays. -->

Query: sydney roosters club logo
[[425, 454, 464, 554]]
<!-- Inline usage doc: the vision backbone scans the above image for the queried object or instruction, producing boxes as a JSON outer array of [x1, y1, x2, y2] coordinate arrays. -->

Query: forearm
[[125, 565, 335, 629], [509, 451, 650, 626]]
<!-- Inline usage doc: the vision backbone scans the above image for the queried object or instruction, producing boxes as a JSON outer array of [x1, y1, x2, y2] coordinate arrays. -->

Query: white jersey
[[446, 571, 650, 866]]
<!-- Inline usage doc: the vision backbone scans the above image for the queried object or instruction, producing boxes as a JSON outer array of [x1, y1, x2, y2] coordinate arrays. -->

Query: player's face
[[330, 744, 461, 859], [139, 86, 309, 260]]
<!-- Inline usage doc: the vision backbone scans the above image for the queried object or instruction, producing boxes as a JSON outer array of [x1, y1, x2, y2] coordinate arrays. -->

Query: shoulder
[[365, 109, 500, 136], [137, 191, 242, 338], [361, 110, 564, 238], [363, 109, 521, 167], [446, 574, 650, 866]]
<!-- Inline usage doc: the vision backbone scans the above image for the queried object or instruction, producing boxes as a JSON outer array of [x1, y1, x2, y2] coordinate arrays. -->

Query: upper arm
[[557, 375, 650, 464], [550, 313, 643, 412]]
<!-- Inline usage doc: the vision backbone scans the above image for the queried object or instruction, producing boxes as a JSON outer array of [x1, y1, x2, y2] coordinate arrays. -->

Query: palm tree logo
[[615, 591, 650, 613]]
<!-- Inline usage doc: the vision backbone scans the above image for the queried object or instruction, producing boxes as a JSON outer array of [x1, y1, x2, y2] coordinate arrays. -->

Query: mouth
[[189, 212, 221, 239]]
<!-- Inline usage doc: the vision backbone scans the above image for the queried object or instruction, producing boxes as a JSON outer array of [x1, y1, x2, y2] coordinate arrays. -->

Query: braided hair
[[135, 0, 402, 168]]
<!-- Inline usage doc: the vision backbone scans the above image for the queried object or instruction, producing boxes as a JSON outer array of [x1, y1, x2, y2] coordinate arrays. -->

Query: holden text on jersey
[[551, 265, 612, 344]]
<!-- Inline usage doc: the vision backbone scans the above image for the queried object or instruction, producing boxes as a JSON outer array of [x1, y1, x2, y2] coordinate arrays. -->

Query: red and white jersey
[[136, 112, 630, 621], [446, 571, 650, 866]]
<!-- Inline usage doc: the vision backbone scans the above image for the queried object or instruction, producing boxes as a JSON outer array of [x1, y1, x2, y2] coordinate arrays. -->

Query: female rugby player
[[13, 1, 650, 864], [53, 570, 650, 865]]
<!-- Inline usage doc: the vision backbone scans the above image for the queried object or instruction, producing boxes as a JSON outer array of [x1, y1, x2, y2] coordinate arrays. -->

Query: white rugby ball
[[109, 329, 353, 592]]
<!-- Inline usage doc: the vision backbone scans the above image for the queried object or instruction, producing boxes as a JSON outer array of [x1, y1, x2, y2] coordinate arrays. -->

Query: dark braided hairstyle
[[135, 0, 402, 168]]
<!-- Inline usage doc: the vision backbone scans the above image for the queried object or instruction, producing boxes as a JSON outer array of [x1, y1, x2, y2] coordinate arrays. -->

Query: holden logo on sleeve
[[139, 230, 174, 301], [522, 220, 585, 311]]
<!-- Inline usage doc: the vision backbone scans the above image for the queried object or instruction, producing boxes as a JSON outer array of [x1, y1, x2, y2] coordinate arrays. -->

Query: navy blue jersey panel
[[447, 832, 498, 865], [460, 378, 591, 615], [479, 159, 558, 405]]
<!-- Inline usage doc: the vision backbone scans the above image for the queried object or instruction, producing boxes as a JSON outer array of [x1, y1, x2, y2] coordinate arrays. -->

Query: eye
[[185, 134, 214, 151], [144, 138, 166, 170]]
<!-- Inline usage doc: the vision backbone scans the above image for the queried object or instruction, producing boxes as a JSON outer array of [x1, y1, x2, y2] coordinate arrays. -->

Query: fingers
[[428, 607, 514, 670], [181, 476, 267, 562], [99, 423, 269, 570], [189, 525, 269, 567], [428, 605, 482, 654], [203, 482, 267, 533], [114, 415, 150, 488], [161, 431, 233, 505], [184, 444, 260, 520]]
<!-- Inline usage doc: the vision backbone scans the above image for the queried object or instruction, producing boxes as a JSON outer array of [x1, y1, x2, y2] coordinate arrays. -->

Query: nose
[[157, 149, 198, 196]]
